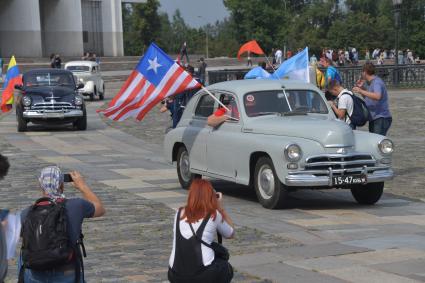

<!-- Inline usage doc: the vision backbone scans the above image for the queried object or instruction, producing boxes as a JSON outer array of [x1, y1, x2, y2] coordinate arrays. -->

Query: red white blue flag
[[98, 43, 201, 121]]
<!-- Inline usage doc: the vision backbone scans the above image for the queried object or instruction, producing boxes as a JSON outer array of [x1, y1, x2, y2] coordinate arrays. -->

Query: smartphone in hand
[[63, 173, 73, 183]]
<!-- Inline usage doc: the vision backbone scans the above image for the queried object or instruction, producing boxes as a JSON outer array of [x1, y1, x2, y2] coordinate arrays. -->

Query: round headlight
[[285, 144, 302, 162], [79, 78, 84, 84], [75, 96, 83, 106], [22, 96, 32, 106], [378, 139, 394, 155]]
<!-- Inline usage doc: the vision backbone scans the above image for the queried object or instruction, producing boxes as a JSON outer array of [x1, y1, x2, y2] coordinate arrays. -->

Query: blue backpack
[[341, 91, 371, 127]]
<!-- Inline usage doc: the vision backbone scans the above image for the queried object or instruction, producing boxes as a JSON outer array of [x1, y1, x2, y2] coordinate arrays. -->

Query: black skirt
[[168, 258, 233, 283]]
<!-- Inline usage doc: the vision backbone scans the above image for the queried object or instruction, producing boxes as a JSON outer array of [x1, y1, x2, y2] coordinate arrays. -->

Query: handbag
[[189, 218, 230, 261]]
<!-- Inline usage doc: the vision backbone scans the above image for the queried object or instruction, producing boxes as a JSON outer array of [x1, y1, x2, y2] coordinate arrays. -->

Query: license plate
[[45, 112, 64, 118], [332, 174, 367, 186]]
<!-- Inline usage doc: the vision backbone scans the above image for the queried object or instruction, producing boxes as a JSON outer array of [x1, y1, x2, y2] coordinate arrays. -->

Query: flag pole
[[201, 85, 230, 112]]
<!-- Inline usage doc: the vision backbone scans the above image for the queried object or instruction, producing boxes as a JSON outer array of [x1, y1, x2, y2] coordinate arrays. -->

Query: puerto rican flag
[[98, 43, 201, 121]]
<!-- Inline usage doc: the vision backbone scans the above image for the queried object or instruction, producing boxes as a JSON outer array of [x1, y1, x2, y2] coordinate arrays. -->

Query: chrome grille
[[31, 102, 75, 112], [304, 153, 376, 176]]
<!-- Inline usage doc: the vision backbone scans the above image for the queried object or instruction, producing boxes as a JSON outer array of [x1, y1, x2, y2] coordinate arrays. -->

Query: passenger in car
[[207, 96, 239, 128]]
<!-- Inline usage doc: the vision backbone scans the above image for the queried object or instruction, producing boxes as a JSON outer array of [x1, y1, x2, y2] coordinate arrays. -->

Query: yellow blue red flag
[[1, 56, 22, 112]]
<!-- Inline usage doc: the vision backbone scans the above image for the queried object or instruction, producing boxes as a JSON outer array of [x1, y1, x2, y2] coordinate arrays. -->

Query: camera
[[63, 173, 73, 183]]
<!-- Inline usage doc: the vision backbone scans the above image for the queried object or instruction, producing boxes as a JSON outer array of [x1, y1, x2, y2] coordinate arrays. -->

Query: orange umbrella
[[237, 40, 265, 60]]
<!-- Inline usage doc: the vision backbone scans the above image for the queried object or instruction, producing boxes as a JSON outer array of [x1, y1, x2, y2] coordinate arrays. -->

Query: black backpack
[[20, 197, 86, 282], [341, 91, 371, 127]]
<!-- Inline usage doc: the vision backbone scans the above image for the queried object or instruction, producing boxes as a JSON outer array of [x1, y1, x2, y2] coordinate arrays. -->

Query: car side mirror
[[77, 82, 84, 89], [14, 84, 23, 90]]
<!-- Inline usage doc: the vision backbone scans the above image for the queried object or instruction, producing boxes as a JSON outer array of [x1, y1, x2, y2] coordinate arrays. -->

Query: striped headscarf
[[38, 166, 65, 200]]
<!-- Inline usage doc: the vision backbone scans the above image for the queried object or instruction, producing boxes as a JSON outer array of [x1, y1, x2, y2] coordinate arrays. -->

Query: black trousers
[[168, 258, 233, 283]]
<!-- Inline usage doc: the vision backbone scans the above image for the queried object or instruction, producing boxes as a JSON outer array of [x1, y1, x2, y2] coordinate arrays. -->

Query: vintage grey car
[[65, 61, 105, 101], [164, 80, 394, 209]]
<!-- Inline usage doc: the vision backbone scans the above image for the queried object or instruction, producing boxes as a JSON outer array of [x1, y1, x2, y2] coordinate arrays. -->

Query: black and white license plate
[[332, 174, 367, 186]]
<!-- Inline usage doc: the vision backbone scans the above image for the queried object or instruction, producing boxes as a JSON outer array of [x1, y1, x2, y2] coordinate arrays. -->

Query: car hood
[[25, 86, 76, 103], [244, 115, 354, 147]]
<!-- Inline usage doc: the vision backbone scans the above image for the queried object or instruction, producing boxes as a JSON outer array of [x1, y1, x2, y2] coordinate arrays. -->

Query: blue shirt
[[365, 76, 391, 120], [21, 198, 95, 245], [325, 66, 342, 86]]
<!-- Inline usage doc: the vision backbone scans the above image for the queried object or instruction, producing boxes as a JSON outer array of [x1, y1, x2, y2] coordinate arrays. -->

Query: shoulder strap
[[339, 91, 354, 120], [189, 214, 214, 249], [176, 208, 183, 235]]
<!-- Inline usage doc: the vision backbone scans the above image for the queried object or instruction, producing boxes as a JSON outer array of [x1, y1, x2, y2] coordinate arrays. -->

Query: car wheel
[[176, 146, 201, 189], [99, 84, 105, 100], [17, 111, 27, 132], [73, 107, 87, 131], [254, 156, 288, 209], [351, 182, 384, 205]]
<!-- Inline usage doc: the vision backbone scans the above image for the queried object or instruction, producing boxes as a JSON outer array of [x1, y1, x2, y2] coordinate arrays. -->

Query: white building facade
[[0, 0, 145, 57]]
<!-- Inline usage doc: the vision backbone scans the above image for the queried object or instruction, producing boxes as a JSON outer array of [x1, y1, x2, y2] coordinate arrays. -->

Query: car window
[[244, 90, 328, 117], [24, 72, 75, 88], [194, 94, 215, 118], [218, 93, 240, 120], [66, 66, 90, 72], [286, 90, 328, 113]]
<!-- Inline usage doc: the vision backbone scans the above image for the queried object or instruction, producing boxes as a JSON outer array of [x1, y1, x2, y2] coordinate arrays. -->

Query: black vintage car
[[15, 69, 87, 132]]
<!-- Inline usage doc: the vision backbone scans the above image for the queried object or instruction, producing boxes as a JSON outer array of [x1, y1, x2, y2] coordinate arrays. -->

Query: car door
[[182, 93, 214, 173], [206, 92, 242, 180]]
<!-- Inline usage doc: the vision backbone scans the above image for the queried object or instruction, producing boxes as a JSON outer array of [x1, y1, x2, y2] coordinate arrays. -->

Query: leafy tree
[[122, 0, 425, 58], [133, 0, 161, 50]]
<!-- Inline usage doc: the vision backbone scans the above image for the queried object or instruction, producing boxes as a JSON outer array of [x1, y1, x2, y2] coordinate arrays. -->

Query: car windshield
[[66, 66, 90, 72], [244, 90, 328, 117], [24, 72, 75, 88]]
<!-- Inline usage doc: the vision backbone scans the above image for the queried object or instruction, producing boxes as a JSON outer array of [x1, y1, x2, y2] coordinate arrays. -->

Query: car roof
[[24, 68, 74, 76], [64, 61, 98, 67], [207, 79, 319, 95]]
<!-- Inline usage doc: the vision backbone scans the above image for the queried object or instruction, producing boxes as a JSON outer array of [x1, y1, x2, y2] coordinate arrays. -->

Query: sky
[[158, 0, 230, 28]]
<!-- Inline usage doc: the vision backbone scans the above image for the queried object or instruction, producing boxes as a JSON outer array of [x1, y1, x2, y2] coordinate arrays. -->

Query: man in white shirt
[[327, 80, 355, 129], [275, 49, 282, 64]]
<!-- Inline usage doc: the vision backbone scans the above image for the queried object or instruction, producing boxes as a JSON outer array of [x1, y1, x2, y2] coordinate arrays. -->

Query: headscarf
[[38, 166, 65, 200]]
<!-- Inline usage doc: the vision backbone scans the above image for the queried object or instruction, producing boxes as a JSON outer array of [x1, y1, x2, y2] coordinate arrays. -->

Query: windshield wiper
[[253, 112, 279, 117], [283, 111, 308, 116]]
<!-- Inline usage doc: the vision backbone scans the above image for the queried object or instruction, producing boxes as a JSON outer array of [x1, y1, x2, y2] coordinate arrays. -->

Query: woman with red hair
[[168, 179, 234, 283]]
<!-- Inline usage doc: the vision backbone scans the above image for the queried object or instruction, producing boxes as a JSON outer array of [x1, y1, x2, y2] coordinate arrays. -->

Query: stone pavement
[[1, 87, 425, 282]]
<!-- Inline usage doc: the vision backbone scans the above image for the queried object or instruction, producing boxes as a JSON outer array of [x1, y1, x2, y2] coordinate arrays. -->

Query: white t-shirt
[[275, 50, 282, 58], [337, 89, 354, 125], [169, 209, 234, 268]]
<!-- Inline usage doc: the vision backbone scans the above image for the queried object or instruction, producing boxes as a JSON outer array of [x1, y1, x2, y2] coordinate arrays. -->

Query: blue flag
[[274, 47, 309, 83], [244, 66, 271, 79]]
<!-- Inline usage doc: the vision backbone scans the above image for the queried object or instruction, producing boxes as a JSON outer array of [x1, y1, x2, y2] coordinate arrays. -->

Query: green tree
[[122, 0, 161, 55], [133, 0, 161, 50]]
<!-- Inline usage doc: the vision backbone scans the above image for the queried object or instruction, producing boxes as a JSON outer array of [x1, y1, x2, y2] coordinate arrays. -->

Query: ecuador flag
[[1, 56, 21, 112]]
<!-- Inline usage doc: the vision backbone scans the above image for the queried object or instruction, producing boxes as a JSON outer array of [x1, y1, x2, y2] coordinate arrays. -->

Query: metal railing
[[208, 64, 425, 88]]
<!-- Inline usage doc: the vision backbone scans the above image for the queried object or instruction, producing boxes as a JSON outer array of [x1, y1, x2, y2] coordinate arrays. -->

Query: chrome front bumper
[[23, 110, 84, 119], [285, 166, 394, 187]]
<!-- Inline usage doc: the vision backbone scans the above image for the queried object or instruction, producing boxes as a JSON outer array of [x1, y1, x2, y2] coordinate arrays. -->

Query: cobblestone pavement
[[1, 84, 425, 282]]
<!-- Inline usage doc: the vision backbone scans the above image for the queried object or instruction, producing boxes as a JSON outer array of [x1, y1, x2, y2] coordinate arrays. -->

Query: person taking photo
[[168, 179, 234, 283], [19, 166, 105, 283]]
